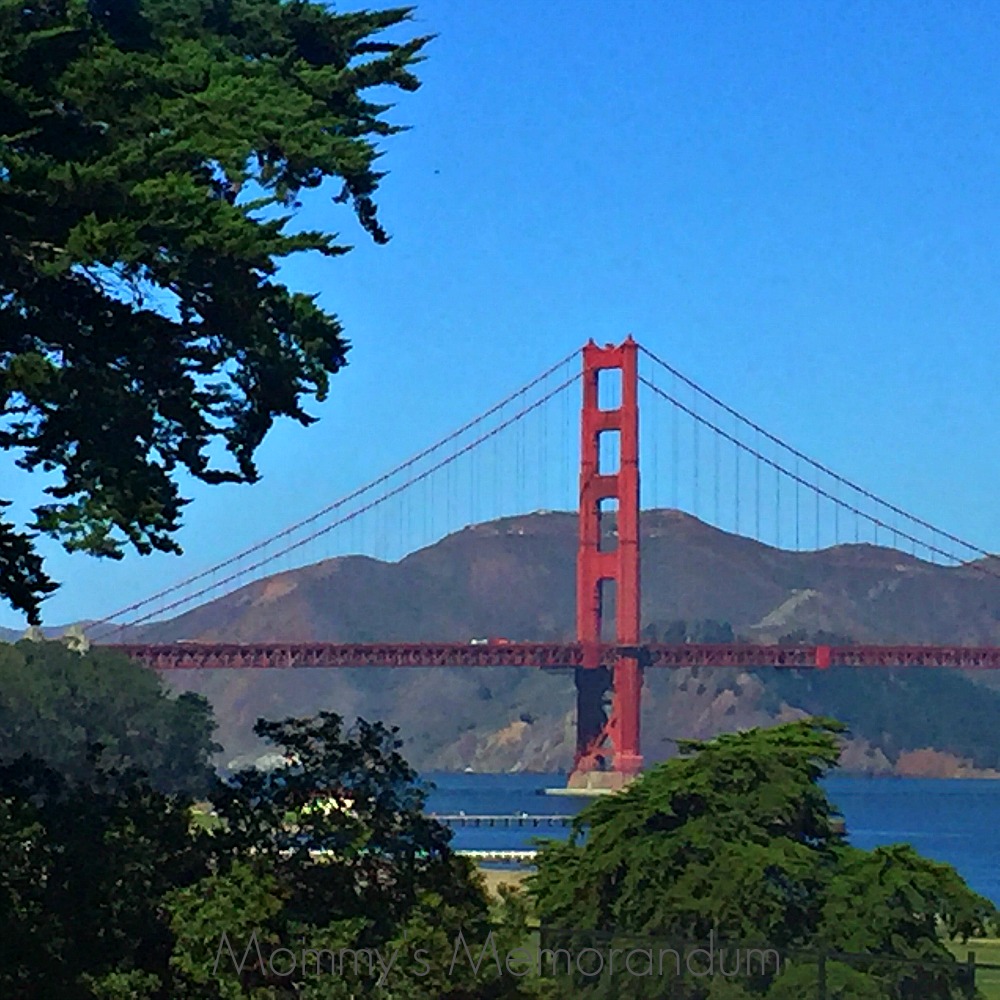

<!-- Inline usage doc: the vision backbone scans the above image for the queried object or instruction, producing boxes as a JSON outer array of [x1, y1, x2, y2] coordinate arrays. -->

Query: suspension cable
[[639, 375, 1000, 576], [94, 372, 581, 637], [640, 345, 993, 560], [87, 350, 578, 635]]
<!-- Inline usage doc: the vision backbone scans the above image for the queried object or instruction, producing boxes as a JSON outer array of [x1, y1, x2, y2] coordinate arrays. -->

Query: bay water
[[424, 773, 1000, 905]]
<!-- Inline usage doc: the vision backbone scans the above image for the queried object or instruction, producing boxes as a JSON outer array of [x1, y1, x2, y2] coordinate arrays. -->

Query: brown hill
[[129, 510, 1000, 774]]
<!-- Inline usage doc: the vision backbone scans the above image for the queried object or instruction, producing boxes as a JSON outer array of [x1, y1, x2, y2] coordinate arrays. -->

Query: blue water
[[424, 773, 1000, 905]]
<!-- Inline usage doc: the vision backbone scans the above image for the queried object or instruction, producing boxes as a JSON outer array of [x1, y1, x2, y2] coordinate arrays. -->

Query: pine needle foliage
[[0, 0, 429, 621], [531, 719, 846, 946], [529, 719, 998, 999]]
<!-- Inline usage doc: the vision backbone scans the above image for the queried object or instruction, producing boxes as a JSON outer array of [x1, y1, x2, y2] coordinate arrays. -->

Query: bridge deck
[[107, 641, 1000, 671]]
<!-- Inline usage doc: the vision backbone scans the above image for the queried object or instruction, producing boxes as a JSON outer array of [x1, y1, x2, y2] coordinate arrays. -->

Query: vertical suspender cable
[[814, 479, 820, 552], [446, 446, 453, 537], [795, 457, 801, 550], [518, 406, 525, 515], [430, 462, 436, 546], [541, 380, 548, 510], [492, 407, 504, 518], [418, 461, 424, 549], [734, 414, 741, 535], [755, 430, 761, 540], [671, 372, 679, 509], [713, 425, 720, 527], [651, 363, 658, 511], [775, 454, 781, 548], [834, 481, 839, 544], [693, 411, 700, 519], [563, 363, 570, 511]]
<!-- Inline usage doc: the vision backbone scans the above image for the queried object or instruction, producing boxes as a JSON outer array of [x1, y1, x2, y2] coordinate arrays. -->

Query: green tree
[[0, 0, 429, 622], [0, 639, 218, 794], [0, 755, 208, 998], [196, 712, 529, 998], [528, 719, 997, 999], [0, 709, 533, 998]]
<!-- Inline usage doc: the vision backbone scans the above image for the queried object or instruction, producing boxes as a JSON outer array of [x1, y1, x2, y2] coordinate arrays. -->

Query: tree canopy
[[0, 638, 218, 794], [2, 698, 998, 998], [528, 718, 998, 999], [0, 710, 531, 999], [0, 0, 429, 622]]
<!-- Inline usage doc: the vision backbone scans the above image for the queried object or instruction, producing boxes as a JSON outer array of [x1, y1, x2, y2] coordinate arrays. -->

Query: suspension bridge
[[85, 337, 1000, 790]]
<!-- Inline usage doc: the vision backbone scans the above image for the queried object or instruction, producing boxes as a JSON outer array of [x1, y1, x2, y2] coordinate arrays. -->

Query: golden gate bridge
[[84, 338, 1000, 790]]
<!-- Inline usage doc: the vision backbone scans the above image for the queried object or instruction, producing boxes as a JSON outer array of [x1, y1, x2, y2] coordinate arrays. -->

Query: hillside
[[108, 510, 1000, 775]]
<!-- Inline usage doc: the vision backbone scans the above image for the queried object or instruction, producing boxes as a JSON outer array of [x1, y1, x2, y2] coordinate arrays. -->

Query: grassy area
[[469, 884, 1000, 998], [189, 802, 222, 833], [947, 938, 1000, 999]]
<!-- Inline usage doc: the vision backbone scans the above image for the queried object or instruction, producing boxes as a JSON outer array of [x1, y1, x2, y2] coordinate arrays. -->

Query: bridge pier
[[570, 337, 643, 790], [573, 665, 611, 763], [611, 656, 643, 776]]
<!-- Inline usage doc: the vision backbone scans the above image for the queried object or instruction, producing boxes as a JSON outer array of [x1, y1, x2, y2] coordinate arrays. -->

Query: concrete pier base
[[539, 786, 616, 798], [569, 769, 634, 792], [539, 770, 637, 797]]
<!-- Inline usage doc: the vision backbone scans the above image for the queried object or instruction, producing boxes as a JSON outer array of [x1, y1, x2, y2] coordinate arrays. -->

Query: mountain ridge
[[108, 509, 1000, 777], [8, 510, 1000, 776]]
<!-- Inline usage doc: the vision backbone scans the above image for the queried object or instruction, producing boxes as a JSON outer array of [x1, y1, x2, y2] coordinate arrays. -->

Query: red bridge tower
[[570, 337, 643, 789]]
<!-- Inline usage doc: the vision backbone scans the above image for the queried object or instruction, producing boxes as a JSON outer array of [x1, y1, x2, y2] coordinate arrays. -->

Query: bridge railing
[[108, 640, 1000, 671]]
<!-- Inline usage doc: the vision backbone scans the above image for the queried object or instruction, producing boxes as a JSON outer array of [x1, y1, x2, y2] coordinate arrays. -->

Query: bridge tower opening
[[570, 336, 643, 790]]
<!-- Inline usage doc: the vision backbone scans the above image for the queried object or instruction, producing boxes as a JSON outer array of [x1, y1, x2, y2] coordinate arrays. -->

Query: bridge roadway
[[108, 641, 1000, 671]]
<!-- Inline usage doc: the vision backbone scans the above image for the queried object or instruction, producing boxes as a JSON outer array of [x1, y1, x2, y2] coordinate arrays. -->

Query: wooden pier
[[430, 813, 574, 828]]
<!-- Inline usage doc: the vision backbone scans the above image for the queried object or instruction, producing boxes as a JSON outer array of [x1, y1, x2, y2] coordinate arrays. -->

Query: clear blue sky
[[3, 0, 999, 628]]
